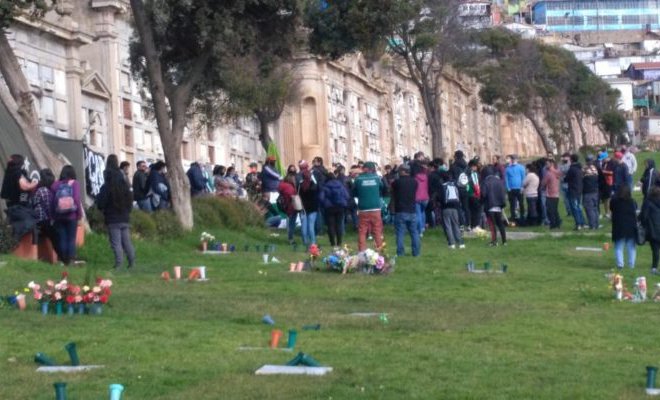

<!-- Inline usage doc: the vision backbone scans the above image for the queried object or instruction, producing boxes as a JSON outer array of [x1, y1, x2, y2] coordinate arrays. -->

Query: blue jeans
[[561, 184, 572, 217], [137, 198, 153, 212], [540, 190, 549, 225], [415, 200, 428, 234], [54, 219, 78, 265], [614, 238, 636, 268], [287, 213, 297, 242], [300, 211, 318, 245], [568, 194, 585, 227], [395, 212, 420, 256]]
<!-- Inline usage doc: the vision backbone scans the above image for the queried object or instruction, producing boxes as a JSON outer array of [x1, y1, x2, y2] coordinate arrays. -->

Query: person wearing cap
[[390, 163, 420, 256], [244, 162, 261, 202], [353, 161, 385, 251], [505, 154, 526, 223], [261, 156, 282, 200], [612, 151, 629, 194], [582, 156, 600, 230], [621, 145, 637, 188]]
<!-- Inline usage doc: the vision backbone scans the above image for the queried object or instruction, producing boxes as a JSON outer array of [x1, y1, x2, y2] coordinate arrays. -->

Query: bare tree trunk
[[0, 32, 63, 172], [523, 110, 554, 153], [575, 112, 589, 149], [419, 86, 444, 159], [257, 113, 273, 151]]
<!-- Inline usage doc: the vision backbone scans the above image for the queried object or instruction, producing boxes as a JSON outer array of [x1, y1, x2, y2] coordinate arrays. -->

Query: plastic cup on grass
[[289, 263, 296, 272], [287, 330, 298, 348], [262, 254, 269, 264], [54, 382, 67, 400], [173, 266, 181, 280], [270, 329, 283, 348], [648, 366, 658, 389], [109, 383, 124, 400], [262, 314, 275, 325], [198, 266, 207, 280], [34, 352, 56, 366], [64, 342, 80, 366], [16, 294, 26, 311]]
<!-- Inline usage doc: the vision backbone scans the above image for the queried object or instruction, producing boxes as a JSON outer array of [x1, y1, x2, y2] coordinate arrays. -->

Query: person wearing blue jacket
[[505, 155, 526, 221], [319, 172, 350, 247]]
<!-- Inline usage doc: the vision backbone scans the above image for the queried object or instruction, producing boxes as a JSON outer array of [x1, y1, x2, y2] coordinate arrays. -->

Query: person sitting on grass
[[481, 166, 507, 247], [610, 185, 637, 270]]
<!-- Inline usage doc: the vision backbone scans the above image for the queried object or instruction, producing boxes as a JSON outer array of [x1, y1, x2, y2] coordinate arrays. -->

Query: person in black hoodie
[[565, 154, 586, 230], [319, 172, 350, 247], [450, 150, 470, 229], [97, 156, 135, 269], [391, 164, 420, 256], [640, 159, 660, 200], [481, 166, 507, 247], [582, 157, 600, 230], [641, 186, 660, 274], [610, 185, 637, 270]]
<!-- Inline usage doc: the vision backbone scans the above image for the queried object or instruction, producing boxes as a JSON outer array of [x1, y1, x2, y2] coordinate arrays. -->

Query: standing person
[[277, 173, 298, 245], [640, 186, 660, 274], [640, 159, 660, 200], [505, 154, 526, 223], [226, 166, 243, 197], [414, 161, 430, 236], [148, 161, 170, 209], [119, 161, 131, 187], [450, 150, 470, 229], [621, 145, 637, 188], [541, 159, 562, 229], [186, 162, 208, 197], [33, 168, 57, 253], [390, 164, 420, 256], [51, 165, 83, 265], [523, 164, 540, 226], [481, 166, 507, 247], [244, 162, 262, 203], [298, 161, 319, 246], [428, 159, 445, 228], [467, 159, 482, 229], [490, 155, 506, 180], [610, 185, 637, 270], [439, 170, 465, 249], [582, 157, 600, 230], [1, 154, 38, 208], [539, 153, 554, 225], [320, 172, 349, 247], [612, 152, 629, 194], [311, 157, 328, 234], [261, 156, 282, 201], [566, 154, 586, 230], [600, 153, 614, 218], [353, 162, 385, 251], [132, 161, 152, 212], [559, 153, 572, 218], [97, 158, 136, 269]]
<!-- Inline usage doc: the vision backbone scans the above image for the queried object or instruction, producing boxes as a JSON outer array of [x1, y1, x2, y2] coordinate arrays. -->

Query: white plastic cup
[[16, 294, 26, 311], [198, 266, 207, 280], [173, 266, 182, 280], [262, 254, 269, 264]]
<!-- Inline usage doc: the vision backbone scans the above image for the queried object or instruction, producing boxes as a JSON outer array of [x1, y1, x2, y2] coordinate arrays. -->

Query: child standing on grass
[[610, 185, 637, 270], [481, 166, 507, 247]]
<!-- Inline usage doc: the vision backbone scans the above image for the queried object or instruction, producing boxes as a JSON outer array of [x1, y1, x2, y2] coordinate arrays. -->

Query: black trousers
[[459, 190, 470, 227], [325, 207, 345, 246], [526, 197, 539, 225], [546, 197, 561, 229], [651, 239, 660, 270], [468, 197, 482, 228], [487, 211, 507, 243], [508, 189, 524, 220]]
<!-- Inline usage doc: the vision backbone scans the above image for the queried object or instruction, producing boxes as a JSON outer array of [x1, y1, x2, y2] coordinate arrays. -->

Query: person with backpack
[[390, 164, 420, 256], [50, 165, 82, 265], [97, 155, 136, 269], [481, 166, 507, 247], [450, 151, 470, 230], [505, 154, 526, 222], [640, 159, 660, 200], [610, 185, 637, 270], [439, 170, 465, 249], [640, 186, 660, 274], [320, 172, 350, 247]]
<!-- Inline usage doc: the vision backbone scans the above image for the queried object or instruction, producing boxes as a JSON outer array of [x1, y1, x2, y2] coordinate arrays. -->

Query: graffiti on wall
[[84, 145, 105, 197]]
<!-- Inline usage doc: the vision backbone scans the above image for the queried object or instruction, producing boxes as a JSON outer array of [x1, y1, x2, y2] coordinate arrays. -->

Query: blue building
[[533, 0, 660, 32]]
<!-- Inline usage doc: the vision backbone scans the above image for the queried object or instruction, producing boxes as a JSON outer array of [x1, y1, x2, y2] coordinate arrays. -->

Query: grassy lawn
[[1, 151, 659, 399]]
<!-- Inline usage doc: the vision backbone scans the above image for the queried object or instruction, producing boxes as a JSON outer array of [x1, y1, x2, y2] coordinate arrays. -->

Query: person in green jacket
[[353, 162, 385, 251]]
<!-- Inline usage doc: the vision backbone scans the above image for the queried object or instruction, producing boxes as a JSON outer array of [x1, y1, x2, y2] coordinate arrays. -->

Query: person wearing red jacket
[[278, 173, 298, 244]]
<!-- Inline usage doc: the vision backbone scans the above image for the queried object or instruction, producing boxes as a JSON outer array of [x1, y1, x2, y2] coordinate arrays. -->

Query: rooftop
[[630, 62, 660, 70]]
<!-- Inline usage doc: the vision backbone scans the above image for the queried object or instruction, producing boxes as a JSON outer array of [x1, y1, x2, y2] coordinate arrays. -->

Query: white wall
[[609, 82, 633, 111]]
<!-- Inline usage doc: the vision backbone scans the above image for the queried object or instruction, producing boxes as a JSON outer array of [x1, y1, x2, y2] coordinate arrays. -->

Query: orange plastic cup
[[270, 329, 283, 348], [289, 263, 296, 272], [603, 242, 610, 251], [16, 294, 26, 311], [161, 271, 171, 281]]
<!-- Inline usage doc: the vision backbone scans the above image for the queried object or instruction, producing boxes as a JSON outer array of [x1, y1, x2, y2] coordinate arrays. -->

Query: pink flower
[[46, 280, 55, 287], [33, 292, 42, 301], [92, 286, 101, 294], [53, 292, 62, 301], [74, 295, 82, 303]]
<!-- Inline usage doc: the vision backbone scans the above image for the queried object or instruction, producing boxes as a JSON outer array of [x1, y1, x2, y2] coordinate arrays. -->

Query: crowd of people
[[4, 143, 660, 273]]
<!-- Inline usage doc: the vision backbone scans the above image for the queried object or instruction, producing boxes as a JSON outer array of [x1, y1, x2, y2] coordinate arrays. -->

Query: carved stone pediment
[[81, 71, 111, 99]]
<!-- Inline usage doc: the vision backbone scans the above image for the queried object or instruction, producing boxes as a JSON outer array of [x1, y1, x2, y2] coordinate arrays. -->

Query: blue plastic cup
[[262, 314, 275, 325], [109, 383, 124, 400]]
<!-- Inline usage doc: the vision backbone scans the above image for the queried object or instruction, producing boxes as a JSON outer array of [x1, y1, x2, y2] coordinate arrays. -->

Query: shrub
[[130, 210, 157, 239], [0, 223, 16, 254], [192, 196, 263, 230], [152, 210, 184, 239], [86, 206, 105, 232], [192, 197, 224, 229]]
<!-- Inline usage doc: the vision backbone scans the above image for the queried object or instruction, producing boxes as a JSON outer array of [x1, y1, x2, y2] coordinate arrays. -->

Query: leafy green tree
[[0, 0, 63, 171], [305, 0, 472, 158], [129, 0, 298, 229], [599, 110, 628, 146]]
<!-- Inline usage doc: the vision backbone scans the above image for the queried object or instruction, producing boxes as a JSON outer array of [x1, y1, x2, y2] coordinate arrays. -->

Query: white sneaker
[[449, 244, 456, 249], [459, 244, 465, 249]]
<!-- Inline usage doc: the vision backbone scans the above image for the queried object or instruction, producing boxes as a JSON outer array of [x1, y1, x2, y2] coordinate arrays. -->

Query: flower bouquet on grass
[[309, 244, 321, 269], [27, 275, 112, 315], [322, 246, 350, 273], [357, 245, 395, 275], [83, 278, 112, 315], [200, 232, 215, 251]]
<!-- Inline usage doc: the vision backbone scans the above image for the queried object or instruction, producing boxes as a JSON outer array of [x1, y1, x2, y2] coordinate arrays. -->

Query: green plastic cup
[[34, 352, 56, 366], [64, 342, 80, 366], [54, 382, 67, 400], [287, 330, 298, 348]]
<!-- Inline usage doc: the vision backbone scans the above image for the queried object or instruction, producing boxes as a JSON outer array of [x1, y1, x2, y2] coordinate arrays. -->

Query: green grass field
[[1, 151, 659, 399]]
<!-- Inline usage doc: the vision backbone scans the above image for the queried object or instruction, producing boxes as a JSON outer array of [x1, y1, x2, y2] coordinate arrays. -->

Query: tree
[[0, 1, 63, 171], [599, 110, 628, 146], [305, 0, 472, 158], [129, 0, 298, 229]]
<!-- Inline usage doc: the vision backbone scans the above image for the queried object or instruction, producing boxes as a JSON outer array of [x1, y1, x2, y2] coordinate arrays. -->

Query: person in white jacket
[[621, 145, 637, 188], [523, 164, 540, 226]]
